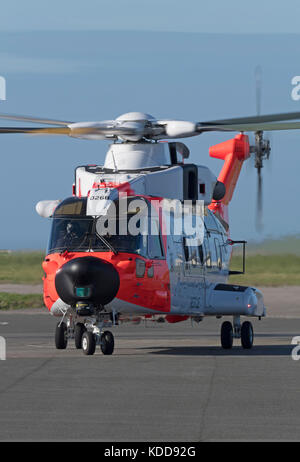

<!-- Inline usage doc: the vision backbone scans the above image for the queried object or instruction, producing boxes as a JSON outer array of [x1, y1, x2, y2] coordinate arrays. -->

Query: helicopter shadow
[[142, 344, 294, 357]]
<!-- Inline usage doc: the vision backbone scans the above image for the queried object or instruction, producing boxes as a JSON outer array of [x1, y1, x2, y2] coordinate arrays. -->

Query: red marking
[[89, 181, 136, 200], [92, 181, 113, 188], [208, 134, 250, 223], [78, 178, 82, 198], [165, 315, 189, 323]]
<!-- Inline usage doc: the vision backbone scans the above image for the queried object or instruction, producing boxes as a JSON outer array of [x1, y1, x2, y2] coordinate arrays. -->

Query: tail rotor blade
[[256, 168, 263, 232]]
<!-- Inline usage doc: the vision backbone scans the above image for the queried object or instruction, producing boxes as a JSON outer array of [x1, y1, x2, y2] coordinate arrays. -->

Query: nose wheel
[[54, 316, 116, 356], [82, 331, 96, 355], [100, 331, 115, 355], [220, 321, 233, 349], [74, 323, 86, 349], [55, 322, 68, 349], [241, 321, 254, 349], [81, 330, 115, 356]]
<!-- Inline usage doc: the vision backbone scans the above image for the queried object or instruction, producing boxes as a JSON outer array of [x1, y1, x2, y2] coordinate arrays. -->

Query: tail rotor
[[249, 66, 271, 232]]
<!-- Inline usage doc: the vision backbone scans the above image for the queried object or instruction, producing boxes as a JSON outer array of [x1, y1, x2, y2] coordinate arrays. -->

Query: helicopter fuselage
[[41, 137, 265, 323]]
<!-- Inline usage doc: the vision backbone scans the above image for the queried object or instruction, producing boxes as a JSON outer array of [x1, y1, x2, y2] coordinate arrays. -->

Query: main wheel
[[221, 321, 233, 349], [241, 321, 254, 349], [74, 323, 86, 349], [100, 331, 115, 355], [55, 322, 68, 349], [81, 331, 96, 356]]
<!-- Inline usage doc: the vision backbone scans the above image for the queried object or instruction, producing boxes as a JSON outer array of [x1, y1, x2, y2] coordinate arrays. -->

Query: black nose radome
[[55, 256, 120, 306]]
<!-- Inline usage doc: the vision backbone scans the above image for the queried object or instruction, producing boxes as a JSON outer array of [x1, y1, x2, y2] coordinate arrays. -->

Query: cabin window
[[136, 258, 146, 278], [204, 240, 212, 268], [148, 219, 164, 259], [214, 238, 222, 270], [188, 171, 197, 200], [183, 237, 189, 261], [198, 244, 204, 265], [183, 165, 198, 201], [188, 245, 199, 266]]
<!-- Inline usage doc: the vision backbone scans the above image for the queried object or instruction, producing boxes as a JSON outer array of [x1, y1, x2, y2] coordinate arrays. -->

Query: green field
[[229, 234, 300, 286], [0, 251, 44, 284], [0, 293, 44, 310], [245, 235, 300, 256], [229, 254, 300, 287]]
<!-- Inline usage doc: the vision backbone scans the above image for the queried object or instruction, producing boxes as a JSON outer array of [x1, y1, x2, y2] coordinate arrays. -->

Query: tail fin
[[208, 133, 250, 222]]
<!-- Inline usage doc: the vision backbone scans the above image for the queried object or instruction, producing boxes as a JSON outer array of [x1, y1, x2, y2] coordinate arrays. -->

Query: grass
[[0, 293, 44, 310], [246, 235, 300, 256], [0, 251, 44, 284], [229, 254, 300, 287]]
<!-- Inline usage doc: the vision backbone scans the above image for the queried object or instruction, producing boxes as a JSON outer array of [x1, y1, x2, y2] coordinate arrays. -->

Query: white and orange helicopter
[[1, 109, 300, 355]]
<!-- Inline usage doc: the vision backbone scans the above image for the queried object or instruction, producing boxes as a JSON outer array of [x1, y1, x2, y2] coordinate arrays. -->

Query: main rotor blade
[[197, 121, 300, 133], [0, 113, 72, 126], [0, 122, 147, 139], [0, 127, 70, 134], [255, 65, 262, 117], [2, 110, 300, 140], [200, 112, 300, 126]]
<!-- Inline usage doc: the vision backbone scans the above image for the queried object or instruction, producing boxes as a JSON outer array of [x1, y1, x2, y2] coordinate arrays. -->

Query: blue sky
[[1, 0, 300, 33], [0, 3, 300, 249]]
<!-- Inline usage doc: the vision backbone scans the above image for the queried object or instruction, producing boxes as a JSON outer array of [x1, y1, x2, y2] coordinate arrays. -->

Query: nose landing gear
[[220, 316, 254, 349], [54, 309, 117, 356]]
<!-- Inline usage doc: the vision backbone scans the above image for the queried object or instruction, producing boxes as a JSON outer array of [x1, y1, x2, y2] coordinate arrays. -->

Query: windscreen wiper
[[96, 232, 118, 255]]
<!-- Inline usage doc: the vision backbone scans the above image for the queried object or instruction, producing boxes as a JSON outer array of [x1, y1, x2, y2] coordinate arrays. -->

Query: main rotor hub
[[115, 112, 155, 122]]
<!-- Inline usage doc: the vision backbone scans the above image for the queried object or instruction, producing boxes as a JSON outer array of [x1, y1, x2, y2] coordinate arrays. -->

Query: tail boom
[[208, 133, 250, 220]]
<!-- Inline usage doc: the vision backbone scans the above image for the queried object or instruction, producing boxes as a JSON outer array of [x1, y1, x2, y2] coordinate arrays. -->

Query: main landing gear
[[220, 315, 254, 349], [54, 309, 117, 356]]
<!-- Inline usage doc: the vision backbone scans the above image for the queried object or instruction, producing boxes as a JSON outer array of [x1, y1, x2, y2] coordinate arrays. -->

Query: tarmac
[[0, 303, 300, 441]]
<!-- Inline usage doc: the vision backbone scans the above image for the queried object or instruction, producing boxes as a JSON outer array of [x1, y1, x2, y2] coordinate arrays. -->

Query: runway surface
[[0, 310, 300, 441]]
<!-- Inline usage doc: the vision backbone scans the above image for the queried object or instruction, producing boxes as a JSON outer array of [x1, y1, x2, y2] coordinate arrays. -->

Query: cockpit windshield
[[47, 216, 149, 256], [47, 196, 164, 258]]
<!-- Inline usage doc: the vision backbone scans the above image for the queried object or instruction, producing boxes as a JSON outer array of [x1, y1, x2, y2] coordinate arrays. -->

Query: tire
[[55, 322, 68, 349], [100, 331, 115, 355], [74, 323, 86, 349], [241, 321, 254, 349], [81, 331, 96, 356], [221, 321, 233, 349]]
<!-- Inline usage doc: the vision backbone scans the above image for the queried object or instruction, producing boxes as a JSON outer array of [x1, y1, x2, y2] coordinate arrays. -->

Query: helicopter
[[1, 109, 300, 356]]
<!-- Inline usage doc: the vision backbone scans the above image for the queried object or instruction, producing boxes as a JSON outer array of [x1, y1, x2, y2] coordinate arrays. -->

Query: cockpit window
[[54, 197, 86, 217], [47, 217, 93, 254], [47, 217, 149, 256], [47, 196, 164, 258]]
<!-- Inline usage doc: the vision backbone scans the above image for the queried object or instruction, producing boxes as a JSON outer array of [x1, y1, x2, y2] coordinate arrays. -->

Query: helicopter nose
[[55, 256, 120, 306]]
